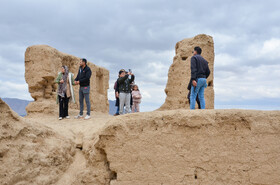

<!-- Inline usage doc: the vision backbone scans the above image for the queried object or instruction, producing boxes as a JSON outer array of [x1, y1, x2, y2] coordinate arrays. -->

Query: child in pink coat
[[131, 85, 142, 113]]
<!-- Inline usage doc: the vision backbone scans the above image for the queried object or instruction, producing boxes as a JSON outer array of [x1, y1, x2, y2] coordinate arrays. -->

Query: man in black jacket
[[190, 46, 210, 110], [74, 58, 92, 119], [117, 70, 135, 114], [114, 70, 124, 116]]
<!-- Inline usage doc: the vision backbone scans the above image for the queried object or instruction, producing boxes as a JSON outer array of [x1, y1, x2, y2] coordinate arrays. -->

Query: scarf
[[58, 66, 69, 97]]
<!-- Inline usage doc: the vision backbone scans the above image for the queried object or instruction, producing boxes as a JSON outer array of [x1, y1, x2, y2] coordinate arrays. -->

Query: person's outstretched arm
[[74, 69, 79, 82], [129, 74, 135, 83], [55, 73, 62, 83], [118, 74, 129, 84]]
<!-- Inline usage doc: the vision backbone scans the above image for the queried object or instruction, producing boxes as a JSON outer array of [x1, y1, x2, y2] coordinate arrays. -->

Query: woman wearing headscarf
[[55, 66, 75, 120]]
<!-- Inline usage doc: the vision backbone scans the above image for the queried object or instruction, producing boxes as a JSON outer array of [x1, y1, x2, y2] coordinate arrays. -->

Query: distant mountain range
[[2, 98, 32, 116], [1, 98, 117, 116], [109, 100, 117, 115]]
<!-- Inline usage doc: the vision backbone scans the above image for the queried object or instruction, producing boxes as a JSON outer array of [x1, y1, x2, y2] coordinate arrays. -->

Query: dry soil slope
[[0, 98, 75, 185], [88, 109, 280, 185], [2, 96, 280, 185]]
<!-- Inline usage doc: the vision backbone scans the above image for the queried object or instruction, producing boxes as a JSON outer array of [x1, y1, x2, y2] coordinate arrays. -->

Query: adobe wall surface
[[25, 45, 109, 115], [159, 34, 214, 110], [0, 98, 75, 185], [89, 109, 280, 185]]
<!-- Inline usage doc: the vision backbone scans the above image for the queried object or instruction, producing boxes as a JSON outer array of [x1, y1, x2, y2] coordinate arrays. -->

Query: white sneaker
[[75, 114, 83, 119], [65, 116, 70, 119], [59, 117, 63, 120], [84, 115, 91, 120]]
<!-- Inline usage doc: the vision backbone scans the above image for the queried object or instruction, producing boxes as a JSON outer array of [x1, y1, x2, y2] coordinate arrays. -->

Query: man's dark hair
[[81, 58, 87, 64], [119, 69, 125, 75], [194, 46, 202, 55]]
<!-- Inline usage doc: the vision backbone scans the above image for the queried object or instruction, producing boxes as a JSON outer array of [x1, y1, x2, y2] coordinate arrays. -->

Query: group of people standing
[[54, 46, 209, 120], [114, 69, 142, 115], [55, 58, 92, 120], [55, 60, 142, 120]]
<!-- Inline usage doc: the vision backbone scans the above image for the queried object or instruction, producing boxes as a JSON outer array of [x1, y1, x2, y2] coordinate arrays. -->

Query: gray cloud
[[0, 0, 280, 111]]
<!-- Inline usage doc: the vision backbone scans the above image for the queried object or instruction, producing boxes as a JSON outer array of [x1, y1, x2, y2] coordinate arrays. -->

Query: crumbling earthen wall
[[0, 98, 75, 185], [3, 36, 279, 185], [89, 110, 280, 185], [1, 98, 280, 185], [159, 34, 214, 110], [25, 45, 109, 115]]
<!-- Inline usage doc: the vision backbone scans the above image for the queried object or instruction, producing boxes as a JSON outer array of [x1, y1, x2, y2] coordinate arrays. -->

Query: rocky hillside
[[1, 98, 32, 116]]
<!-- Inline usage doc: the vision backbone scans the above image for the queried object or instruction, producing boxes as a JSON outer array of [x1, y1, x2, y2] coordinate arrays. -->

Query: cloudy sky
[[0, 0, 280, 111]]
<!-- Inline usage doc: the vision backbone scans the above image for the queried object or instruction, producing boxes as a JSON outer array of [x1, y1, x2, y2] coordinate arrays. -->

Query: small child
[[131, 85, 142, 113]]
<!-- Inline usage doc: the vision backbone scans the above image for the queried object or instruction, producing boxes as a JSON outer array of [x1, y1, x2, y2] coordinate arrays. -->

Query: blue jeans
[[116, 106, 119, 114], [79, 86, 91, 116], [190, 78, 207, 110]]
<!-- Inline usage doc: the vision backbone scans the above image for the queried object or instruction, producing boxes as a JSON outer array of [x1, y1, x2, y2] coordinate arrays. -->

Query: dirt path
[[26, 110, 113, 140], [25, 110, 114, 185], [55, 149, 86, 185]]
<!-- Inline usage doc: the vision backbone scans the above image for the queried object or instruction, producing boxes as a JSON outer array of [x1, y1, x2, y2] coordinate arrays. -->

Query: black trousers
[[188, 91, 201, 109], [59, 95, 70, 118]]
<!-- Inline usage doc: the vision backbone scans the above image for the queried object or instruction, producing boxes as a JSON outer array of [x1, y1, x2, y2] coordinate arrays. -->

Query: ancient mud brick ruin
[[160, 34, 214, 110], [24, 45, 109, 114], [1, 35, 279, 185]]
